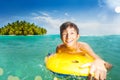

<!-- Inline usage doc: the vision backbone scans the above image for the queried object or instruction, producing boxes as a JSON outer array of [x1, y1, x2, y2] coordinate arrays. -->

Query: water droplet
[[34, 75, 42, 80], [0, 67, 4, 76]]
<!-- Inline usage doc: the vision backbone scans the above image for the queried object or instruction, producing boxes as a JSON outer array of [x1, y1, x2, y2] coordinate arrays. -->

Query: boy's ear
[[77, 34, 80, 40]]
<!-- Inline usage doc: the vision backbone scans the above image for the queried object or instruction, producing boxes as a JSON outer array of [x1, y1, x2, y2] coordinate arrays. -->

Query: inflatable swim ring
[[45, 53, 94, 77]]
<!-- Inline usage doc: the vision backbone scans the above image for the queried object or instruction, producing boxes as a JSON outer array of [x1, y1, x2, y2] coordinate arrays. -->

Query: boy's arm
[[80, 42, 112, 68], [80, 42, 101, 60], [80, 42, 112, 80]]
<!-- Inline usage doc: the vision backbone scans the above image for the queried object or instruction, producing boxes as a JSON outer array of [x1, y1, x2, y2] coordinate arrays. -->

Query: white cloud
[[1, 11, 119, 35], [33, 14, 62, 28], [39, 12, 50, 17], [112, 15, 120, 34], [31, 11, 120, 35], [106, 0, 120, 8], [98, 0, 120, 14], [104, 0, 120, 34], [31, 12, 68, 34], [99, 0, 120, 9], [96, 0, 120, 35]]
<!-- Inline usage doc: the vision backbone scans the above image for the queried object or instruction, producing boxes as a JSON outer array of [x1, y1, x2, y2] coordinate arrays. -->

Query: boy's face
[[61, 27, 79, 47]]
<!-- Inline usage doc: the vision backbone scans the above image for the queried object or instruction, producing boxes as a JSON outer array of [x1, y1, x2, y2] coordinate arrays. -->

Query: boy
[[56, 21, 112, 80]]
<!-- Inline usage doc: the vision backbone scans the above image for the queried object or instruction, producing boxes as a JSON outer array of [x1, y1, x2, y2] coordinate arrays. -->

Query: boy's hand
[[81, 59, 112, 80], [89, 59, 112, 80], [89, 61, 107, 80], [81, 62, 107, 80]]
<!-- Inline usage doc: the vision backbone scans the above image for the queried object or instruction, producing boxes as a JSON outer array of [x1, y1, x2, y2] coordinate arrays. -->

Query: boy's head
[[60, 21, 79, 38], [60, 21, 80, 47]]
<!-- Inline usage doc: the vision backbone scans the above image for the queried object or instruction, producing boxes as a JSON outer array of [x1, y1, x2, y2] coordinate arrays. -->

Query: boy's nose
[[66, 34, 71, 39]]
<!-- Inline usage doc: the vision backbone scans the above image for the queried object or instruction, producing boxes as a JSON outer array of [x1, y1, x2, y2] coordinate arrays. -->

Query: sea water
[[0, 35, 120, 80]]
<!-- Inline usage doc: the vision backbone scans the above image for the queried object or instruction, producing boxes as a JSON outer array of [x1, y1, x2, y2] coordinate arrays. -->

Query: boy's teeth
[[67, 40, 72, 43]]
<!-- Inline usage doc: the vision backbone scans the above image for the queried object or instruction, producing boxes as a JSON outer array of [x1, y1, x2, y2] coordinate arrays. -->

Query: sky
[[0, 0, 120, 35]]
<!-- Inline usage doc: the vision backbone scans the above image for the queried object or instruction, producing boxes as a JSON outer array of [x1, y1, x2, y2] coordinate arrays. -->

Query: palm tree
[[0, 20, 47, 35]]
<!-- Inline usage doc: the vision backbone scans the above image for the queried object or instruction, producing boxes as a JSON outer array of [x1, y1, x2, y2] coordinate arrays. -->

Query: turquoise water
[[0, 35, 120, 80]]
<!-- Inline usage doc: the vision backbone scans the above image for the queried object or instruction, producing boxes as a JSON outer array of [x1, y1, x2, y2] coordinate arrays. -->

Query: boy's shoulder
[[57, 44, 65, 48], [77, 42, 91, 49], [56, 44, 66, 53]]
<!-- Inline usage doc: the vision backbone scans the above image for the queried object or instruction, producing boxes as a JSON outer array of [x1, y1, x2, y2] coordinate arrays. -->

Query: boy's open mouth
[[66, 39, 74, 44]]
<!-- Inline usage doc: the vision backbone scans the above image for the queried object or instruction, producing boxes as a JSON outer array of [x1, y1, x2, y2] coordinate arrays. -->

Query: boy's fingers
[[100, 70, 107, 80], [88, 74, 94, 80], [89, 65, 96, 75], [80, 63, 92, 68], [94, 70, 100, 80]]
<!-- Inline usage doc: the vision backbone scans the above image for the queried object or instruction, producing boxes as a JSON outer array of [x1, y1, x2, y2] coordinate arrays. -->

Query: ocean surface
[[0, 35, 120, 80]]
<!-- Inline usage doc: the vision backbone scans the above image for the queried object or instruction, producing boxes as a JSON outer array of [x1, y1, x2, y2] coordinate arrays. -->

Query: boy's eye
[[70, 32, 75, 35]]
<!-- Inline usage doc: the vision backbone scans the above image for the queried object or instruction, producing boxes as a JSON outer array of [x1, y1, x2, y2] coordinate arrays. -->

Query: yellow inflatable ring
[[45, 53, 94, 76]]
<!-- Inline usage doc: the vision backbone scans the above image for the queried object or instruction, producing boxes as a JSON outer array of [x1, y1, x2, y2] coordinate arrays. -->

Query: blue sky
[[0, 0, 120, 35]]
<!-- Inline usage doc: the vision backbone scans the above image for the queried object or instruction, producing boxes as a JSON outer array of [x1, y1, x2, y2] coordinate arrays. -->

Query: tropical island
[[0, 20, 47, 35]]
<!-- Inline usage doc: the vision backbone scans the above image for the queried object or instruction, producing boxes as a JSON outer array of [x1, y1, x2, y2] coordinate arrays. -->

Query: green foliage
[[0, 20, 47, 35]]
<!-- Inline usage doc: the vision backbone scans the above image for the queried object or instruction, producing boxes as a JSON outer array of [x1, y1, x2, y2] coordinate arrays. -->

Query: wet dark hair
[[60, 21, 79, 37]]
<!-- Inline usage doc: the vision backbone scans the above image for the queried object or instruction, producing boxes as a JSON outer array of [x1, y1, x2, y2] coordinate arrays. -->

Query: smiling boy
[[56, 21, 112, 80]]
